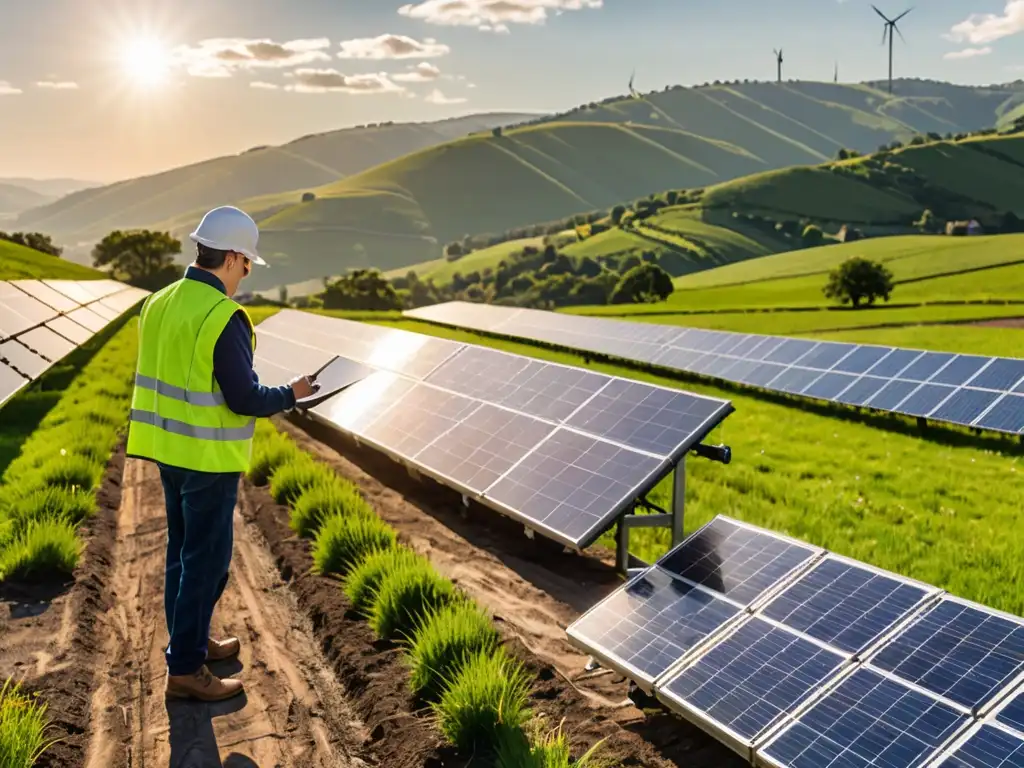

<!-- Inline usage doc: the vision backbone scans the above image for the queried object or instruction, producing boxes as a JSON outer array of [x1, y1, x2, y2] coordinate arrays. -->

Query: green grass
[[387, 316, 1024, 616], [0, 323, 136, 583], [344, 545, 428, 615], [368, 557, 457, 641], [267, 453, 336, 506], [0, 678, 53, 768], [407, 601, 502, 701], [495, 716, 609, 768], [247, 429, 302, 485], [312, 512, 397, 577], [291, 480, 374, 538], [411, 237, 547, 284], [0, 240, 104, 280]]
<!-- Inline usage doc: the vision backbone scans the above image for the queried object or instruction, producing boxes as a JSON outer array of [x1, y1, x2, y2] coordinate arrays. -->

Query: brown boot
[[207, 636, 241, 662], [166, 665, 244, 702]]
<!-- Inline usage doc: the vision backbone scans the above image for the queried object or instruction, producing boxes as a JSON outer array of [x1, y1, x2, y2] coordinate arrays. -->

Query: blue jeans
[[158, 464, 239, 677]]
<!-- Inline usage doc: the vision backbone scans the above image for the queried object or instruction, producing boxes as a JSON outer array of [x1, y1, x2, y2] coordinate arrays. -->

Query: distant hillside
[[226, 80, 1023, 292], [16, 113, 534, 245], [0, 240, 104, 280], [0, 178, 98, 198], [0, 183, 51, 215]]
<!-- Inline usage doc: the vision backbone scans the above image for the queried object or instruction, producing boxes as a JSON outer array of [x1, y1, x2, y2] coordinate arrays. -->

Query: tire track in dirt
[[88, 458, 368, 768]]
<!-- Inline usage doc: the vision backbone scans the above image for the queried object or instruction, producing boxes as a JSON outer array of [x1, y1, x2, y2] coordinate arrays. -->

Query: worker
[[126, 206, 318, 702]]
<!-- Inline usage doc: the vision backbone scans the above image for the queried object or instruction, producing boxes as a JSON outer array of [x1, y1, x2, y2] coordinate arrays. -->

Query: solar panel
[[657, 517, 821, 609], [9, 279, 80, 312], [18, 326, 76, 362], [66, 306, 109, 333], [995, 690, 1024, 735], [0, 361, 28, 408], [253, 331, 336, 379], [484, 427, 665, 547], [311, 370, 417, 434], [757, 554, 938, 657], [41, 280, 97, 305], [45, 316, 93, 345], [657, 616, 848, 753], [564, 378, 734, 459], [0, 340, 49, 379], [414, 404, 555, 495], [868, 597, 1024, 712], [930, 723, 1024, 768], [566, 566, 743, 688], [425, 345, 609, 423], [402, 302, 1024, 435], [758, 666, 969, 768], [85, 301, 121, 322]]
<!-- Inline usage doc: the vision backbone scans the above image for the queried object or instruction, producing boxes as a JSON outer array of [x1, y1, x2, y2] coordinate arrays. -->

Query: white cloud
[[944, 46, 993, 59], [338, 34, 449, 59], [393, 62, 442, 82], [36, 80, 79, 89], [250, 81, 280, 89], [0, 81, 23, 95], [424, 87, 467, 104], [947, 1, 1024, 44], [284, 69, 405, 94], [173, 38, 331, 78], [398, 0, 602, 32]]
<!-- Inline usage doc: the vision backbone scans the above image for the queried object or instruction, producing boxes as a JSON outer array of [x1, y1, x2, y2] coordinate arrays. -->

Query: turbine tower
[[873, 5, 912, 94], [834, 61, 839, 83], [628, 70, 638, 98], [774, 49, 784, 83]]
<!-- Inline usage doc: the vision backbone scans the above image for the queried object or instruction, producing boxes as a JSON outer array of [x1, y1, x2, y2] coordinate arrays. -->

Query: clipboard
[[294, 354, 376, 410]]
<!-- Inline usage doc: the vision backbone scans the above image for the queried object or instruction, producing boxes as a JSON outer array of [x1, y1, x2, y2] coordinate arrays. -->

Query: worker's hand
[[289, 374, 318, 401]]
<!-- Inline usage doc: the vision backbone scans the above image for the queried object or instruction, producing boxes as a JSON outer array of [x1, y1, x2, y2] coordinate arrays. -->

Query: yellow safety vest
[[126, 278, 256, 473]]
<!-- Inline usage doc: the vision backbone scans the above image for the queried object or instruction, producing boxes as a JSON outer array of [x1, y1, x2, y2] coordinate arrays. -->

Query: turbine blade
[[894, 7, 913, 22], [881, 25, 889, 45], [872, 5, 891, 22], [894, 23, 906, 42]]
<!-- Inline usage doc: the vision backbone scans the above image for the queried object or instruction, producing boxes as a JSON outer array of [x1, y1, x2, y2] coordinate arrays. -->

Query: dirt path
[[89, 458, 368, 768]]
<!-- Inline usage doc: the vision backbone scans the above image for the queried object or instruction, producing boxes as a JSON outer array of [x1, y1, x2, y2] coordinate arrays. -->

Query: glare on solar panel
[[566, 566, 743, 691], [757, 665, 969, 768], [0, 361, 28, 408], [657, 516, 821, 610], [656, 615, 849, 757], [42, 280, 98, 305], [45, 316, 93, 345], [9, 280, 80, 313], [757, 553, 939, 657], [867, 596, 1024, 713], [66, 306, 109, 333], [311, 370, 416, 435]]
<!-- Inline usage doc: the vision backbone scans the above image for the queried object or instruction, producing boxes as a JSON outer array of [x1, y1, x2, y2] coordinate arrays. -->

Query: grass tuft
[[0, 677, 53, 768], [369, 558, 457, 642], [291, 480, 373, 538], [1, 487, 96, 536], [495, 716, 610, 768], [408, 601, 501, 701], [248, 431, 301, 486], [343, 546, 426, 614], [0, 520, 82, 582], [268, 454, 334, 505], [433, 648, 531, 754], [36, 455, 103, 493], [312, 513, 396, 576]]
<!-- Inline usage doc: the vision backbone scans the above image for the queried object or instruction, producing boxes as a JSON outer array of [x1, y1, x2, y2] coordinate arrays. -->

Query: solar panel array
[[404, 301, 1024, 436], [253, 310, 734, 549], [0, 279, 150, 409], [567, 515, 1024, 766]]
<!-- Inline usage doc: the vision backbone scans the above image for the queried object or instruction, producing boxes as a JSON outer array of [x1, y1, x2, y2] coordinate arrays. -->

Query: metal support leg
[[616, 514, 629, 575], [671, 457, 686, 546]]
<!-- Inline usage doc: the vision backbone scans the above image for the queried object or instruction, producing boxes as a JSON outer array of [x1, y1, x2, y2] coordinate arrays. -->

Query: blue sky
[[1, 0, 1021, 182]]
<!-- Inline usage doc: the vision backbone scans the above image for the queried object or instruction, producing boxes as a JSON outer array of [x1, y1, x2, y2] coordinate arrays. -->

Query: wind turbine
[[773, 49, 784, 83], [834, 61, 839, 83], [628, 70, 638, 98], [873, 5, 912, 94]]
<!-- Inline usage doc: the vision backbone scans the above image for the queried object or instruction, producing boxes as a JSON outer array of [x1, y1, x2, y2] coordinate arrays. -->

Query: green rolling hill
[[15, 112, 533, 246], [0, 241, 104, 280]]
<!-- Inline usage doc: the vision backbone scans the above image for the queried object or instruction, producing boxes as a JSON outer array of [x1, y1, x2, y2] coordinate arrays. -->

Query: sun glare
[[121, 37, 172, 88]]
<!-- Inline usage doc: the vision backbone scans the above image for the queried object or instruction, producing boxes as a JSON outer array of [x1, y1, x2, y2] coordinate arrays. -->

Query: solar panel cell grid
[[832, 346, 894, 375], [657, 517, 819, 608], [360, 383, 481, 461], [935, 724, 1024, 768], [929, 389, 1001, 427], [66, 307, 109, 333], [414, 404, 554, 494], [759, 556, 935, 656], [760, 667, 967, 768], [833, 376, 890, 407], [803, 372, 859, 401], [869, 598, 1024, 711], [0, 340, 50, 379], [311, 371, 416, 434], [970, 359, 1024, 391], [10, 280, 80, 312], [932, 356, 992, 387], [42, 280, 98, 305], [45, 316, 93, 345], [658, 617, 847, 744], [567, 567, 741, 684], [996, 692, 1024, 735], [484, 427, 664, 547], [975, 395, 1024, 433], [18, 326, 76, 362], [897, 384, 957, 418]]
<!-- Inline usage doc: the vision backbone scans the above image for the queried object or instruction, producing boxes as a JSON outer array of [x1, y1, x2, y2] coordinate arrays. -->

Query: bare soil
[[969, 317, 1024, 328]]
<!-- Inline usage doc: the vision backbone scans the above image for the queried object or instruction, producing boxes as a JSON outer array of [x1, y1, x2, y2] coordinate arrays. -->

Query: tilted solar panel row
[[252, 310, 734, 550], [403, 302, 1024, 436], [0, 279, 150, 409], [566, 515, 1024, 767]]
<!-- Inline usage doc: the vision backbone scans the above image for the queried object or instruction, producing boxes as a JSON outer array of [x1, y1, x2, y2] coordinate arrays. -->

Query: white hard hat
[[189, 206, 266, 266]]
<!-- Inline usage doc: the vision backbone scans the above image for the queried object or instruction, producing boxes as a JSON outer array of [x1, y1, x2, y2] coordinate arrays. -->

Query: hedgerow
[[255, 421, 610, 765]]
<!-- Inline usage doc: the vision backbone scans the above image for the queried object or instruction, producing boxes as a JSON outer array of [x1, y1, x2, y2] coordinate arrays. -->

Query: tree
[[320, 269, 402, 311], [914, 209, 942, 234], [301, 192, 316, 203], [492, 127, 503, 138], [610, 263, 674, 304], [92, 229, 183, 290], [823, 257, 894, 308], [0, 231, 63, 257], [278, 285, 289, 305], [801, 225, 824, 248]]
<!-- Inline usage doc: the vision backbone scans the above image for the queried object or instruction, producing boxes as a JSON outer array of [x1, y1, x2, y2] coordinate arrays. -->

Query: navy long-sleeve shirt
[[185, 267, 296, 417]]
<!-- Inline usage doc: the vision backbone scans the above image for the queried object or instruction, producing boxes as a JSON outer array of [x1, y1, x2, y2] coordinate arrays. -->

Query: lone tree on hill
[[320, 268, 402, 311], [611, 263, 674, 304], [823, 257, 894, 308], [92, 229, 183, 291], [0, 231, 63, 257]]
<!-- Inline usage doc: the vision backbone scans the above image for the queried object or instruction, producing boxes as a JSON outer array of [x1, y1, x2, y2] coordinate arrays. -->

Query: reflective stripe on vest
[[125, 278, 256, 473]]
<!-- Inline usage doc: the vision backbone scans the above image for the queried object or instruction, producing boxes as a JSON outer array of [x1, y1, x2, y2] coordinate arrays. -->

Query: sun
[[120, 37, 173, 88]]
